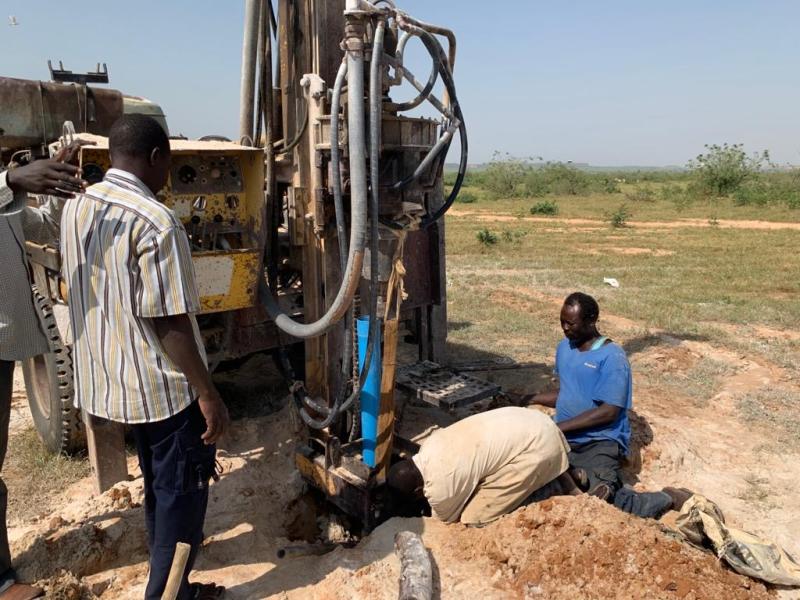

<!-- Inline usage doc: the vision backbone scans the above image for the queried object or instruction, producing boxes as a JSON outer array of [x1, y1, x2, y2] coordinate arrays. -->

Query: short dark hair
[[387, 459, 423, 497], [108, 114, 169, 159], [564, 291, 599, 322]]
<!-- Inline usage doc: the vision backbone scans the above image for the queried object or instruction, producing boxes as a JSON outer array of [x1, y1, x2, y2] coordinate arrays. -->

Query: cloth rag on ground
[[676, 494, 800, 587]]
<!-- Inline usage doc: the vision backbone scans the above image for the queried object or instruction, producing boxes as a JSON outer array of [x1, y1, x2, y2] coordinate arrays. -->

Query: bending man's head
[[560, 291, 600, 343], [108, 114, 171, 195], [387, 459, 425, 500]]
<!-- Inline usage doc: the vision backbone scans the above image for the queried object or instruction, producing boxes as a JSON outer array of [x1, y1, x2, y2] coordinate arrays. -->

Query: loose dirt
[[5, 300, 800, 599]]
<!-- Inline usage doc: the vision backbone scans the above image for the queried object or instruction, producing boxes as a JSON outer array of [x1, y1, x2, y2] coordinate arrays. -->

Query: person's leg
[[460, 447, 566, 526], [613, 487, 673, 519], [567, 440, 622, 497], [0, 361, 13, 589], [569, 440, 676, 519], [131, 424, 156, 555], [143, 402, 216, 600]]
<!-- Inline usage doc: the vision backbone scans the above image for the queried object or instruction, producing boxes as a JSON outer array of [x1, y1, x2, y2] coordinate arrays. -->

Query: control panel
[[170, 155, 244, 195]]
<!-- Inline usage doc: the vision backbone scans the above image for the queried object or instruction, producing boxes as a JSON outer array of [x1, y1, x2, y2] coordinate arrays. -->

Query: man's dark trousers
[[132, 400, 216, 600], [568, 440, 672, 519], [0, 361, 15, 590]]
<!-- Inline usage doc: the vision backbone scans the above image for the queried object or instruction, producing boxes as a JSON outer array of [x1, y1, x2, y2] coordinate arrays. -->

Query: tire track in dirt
[[448, 210, 800, 231]]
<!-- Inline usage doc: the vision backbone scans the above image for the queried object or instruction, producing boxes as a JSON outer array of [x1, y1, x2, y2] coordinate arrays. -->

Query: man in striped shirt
[[61, 115, 229, 600]]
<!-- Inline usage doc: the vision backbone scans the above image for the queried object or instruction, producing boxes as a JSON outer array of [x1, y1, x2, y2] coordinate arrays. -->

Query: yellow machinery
[[77, 136, 266, 315], [16, 0, 470, 531], [22, 135, 274, 464]]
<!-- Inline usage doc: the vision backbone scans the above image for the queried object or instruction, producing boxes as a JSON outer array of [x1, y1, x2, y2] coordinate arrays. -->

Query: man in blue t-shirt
[[522, 292, 691, 519]]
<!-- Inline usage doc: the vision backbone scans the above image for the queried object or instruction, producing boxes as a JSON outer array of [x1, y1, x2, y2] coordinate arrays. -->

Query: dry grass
[[4, 426, 91, 524], [455, 183, 800, 222], [737, 388, 800, 447], [444, 192, 800, 446]]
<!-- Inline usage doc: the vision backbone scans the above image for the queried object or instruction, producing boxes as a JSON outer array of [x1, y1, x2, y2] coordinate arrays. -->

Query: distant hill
[[444, 162, 687, 173]]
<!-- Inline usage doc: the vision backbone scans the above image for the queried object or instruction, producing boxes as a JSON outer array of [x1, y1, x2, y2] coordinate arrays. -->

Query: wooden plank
[[83, 412, 127, 494], [375, 318, 399, 482]]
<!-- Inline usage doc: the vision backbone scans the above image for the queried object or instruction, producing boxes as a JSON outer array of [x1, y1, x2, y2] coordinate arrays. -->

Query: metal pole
[[239, 0, 261, 144]]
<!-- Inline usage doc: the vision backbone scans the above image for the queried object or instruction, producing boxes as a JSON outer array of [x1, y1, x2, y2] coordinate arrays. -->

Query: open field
[[3, 184, 800, 597]]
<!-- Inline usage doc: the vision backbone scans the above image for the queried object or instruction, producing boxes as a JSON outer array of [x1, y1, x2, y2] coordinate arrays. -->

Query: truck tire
[[21, 287, 84, 454]]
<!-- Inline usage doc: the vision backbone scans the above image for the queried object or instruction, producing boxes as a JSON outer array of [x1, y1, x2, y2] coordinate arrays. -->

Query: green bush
[[456, 191, 477, 204], [476, 228, 498, 246], [625, 185, 657, 203], [660, 183, 694, 212], [688, 143, 770, 196], [482, 153, 533, 199], [542, 162, 591, 196], [600, 177, 622, 194], [606, 204, 632, 228], [530, 199, 559, 216], [521, 170, 549, 197], [733, 180, 771, 206]]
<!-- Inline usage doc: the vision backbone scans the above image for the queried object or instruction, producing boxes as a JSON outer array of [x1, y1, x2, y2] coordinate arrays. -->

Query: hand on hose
[[198, 389, 230, 445], [7, 159, 86, 198], [54, 139, 95, 165]]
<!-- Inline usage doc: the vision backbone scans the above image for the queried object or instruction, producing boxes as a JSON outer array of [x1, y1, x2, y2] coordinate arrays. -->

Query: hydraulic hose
[[391, 32, 438, 113], [260, 31, 369, 339], [414, 27, 467, 227], [391, 26, 466, 228], [299, 20, 386, 429], [296, 60, 352, 430]]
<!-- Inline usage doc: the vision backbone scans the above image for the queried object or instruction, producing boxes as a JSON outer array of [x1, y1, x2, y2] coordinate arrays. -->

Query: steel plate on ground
[[395, 361, 501, 410]]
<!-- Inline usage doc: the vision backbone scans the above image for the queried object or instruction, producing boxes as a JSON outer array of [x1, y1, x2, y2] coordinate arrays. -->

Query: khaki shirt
[[413, 407, 570, 525], [0, 171, 60, 361]]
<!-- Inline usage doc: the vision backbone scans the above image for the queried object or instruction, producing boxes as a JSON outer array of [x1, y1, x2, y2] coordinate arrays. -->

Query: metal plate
[[395, 361, 501, 410]]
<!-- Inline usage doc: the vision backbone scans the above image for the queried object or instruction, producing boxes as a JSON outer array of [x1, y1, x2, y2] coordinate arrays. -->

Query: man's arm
[[526, 389, 558, 408], [4, 158, 85, 203], [151, 314, 229, 444], [556, 403, 620, 435]]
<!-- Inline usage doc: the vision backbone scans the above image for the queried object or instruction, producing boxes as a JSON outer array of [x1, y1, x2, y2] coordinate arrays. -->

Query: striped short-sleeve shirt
[[61, 168, 205, 424]]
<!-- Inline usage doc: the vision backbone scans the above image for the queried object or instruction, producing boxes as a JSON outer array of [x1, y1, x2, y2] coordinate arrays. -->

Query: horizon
[[2, 1, 799, 166]]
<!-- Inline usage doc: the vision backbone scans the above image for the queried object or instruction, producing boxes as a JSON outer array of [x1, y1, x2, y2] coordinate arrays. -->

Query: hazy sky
[[2, 1, 799, 166]]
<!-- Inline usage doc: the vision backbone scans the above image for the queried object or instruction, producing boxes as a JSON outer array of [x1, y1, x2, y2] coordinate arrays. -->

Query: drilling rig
[[2, 0, 469, 531], [255, 0, 467, 529]]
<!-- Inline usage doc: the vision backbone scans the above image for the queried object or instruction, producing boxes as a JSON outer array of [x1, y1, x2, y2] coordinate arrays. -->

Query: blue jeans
[[132, 401, 216, 600], [568, 440, 672, 519]]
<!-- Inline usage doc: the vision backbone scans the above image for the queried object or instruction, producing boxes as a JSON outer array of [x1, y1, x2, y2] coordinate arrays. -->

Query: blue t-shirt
[[554, 338, 632, 454]]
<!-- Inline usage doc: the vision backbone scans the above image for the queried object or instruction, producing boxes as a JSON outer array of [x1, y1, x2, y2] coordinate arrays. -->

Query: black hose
[[391, 34, 438, 113], [296, 22, 386, 430], [381, 27, 467, 230], [408, 28, 467, 228]]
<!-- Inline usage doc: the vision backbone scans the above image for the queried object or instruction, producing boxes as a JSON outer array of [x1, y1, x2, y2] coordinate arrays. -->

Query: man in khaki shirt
[[0, 145, 87, 600], [388, 407, 577, 526]]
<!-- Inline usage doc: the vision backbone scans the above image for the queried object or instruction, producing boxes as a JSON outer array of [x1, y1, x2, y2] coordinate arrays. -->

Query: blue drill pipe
[[357, 315, 382, 467]]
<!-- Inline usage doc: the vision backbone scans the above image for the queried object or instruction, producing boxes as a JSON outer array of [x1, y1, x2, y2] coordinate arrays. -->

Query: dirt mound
[[306, 496, 772, 600], [36, 571, 97, 600], [11, 480, 148, 583]]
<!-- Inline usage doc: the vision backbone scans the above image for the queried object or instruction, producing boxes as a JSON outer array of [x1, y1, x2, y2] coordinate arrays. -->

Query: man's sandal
[[190, 582, 226, 600], [0, 583, 44, 600], [588, 483, 614, 502], [568, 467, 590, 492], [662, 486, 694, 511]]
